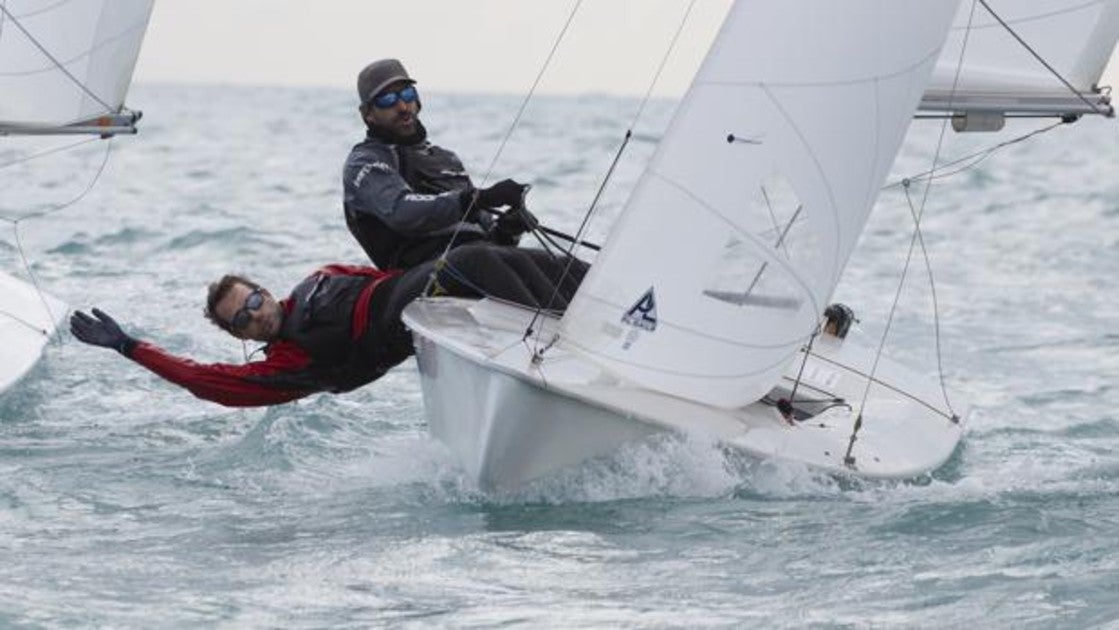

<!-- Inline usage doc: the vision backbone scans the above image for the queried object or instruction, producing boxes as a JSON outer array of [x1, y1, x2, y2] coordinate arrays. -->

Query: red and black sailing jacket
[[126, 265, 400, 407]]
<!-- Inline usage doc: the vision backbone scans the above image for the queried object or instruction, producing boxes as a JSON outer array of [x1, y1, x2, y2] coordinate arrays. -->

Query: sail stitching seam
[[949, 0, 1103, 32], [0, 4, 114, 112], [0, 17, 148, 78], [649, 166, 821, 318], [576, 290, 813, 352], [699, 46, 943, 89], [561, 325, 806, 379], [5, 0, 73, 20], [759, 85, 830, 316]]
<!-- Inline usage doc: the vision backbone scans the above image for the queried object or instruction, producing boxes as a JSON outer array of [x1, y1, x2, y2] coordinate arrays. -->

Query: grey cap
[[357, 59, 415, 104]]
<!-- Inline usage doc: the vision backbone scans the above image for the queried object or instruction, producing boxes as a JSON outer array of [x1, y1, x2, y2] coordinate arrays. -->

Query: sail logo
[[622, 288, 658, 332]]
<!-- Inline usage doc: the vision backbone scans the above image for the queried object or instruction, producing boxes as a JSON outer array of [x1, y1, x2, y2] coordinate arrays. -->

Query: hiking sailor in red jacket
[[69, 245, 584, 407]]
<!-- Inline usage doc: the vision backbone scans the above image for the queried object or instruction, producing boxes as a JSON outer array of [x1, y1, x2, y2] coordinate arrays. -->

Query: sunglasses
[[229, 288, 264, 332], [371, 85, 418, 109]]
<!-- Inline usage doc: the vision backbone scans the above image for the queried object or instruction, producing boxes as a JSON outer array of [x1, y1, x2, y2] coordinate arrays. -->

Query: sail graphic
[[920, 0, 1119, 116], [559, 0, 963, 409], [0, 0, 155, 135]]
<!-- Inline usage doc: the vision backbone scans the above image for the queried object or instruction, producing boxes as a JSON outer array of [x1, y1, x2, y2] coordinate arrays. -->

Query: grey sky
[[133, 0, 733, 96], [134, 1, 1117, 96]]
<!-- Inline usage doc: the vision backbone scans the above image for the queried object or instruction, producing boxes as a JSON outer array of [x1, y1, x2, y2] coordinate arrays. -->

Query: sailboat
[[0, 0, 154, 395], [402, 0, 1118, 491]]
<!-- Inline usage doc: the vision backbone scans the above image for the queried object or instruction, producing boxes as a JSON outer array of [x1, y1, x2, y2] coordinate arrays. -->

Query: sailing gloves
[[495, 205, 540, 240], [70, 308, 138, 357], [461, 179, 536, 241], [476, 179, 529, 209]]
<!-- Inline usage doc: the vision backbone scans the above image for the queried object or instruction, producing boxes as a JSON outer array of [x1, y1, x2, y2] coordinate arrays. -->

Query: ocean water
[[1, 84, 1117, 628]]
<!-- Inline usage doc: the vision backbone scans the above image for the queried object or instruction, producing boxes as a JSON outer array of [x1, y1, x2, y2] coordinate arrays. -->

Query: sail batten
[[0, 0, 155, 135], [558, 0, 965, 409]]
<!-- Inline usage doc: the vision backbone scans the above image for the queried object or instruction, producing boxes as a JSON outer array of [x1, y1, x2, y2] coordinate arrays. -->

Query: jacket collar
[[367, 119, 427, 146]]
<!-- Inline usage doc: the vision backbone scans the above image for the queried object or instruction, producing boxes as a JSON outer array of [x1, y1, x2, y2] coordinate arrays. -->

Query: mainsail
[[0, 0, 155, 135], [920, 0, 1119, 117], [558, 0, 964, 409]]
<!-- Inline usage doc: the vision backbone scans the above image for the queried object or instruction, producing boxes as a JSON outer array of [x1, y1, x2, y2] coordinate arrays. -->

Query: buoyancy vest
[[276, 272, 383, 392]]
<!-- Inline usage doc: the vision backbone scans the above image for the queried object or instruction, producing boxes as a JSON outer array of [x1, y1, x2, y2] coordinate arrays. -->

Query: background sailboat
[[403, 0, 1118, 491], [0, 0, 154, 395]]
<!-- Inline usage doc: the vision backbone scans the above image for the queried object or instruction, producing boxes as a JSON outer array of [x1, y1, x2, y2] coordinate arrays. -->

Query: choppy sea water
[[1, 84, 1117, 627]]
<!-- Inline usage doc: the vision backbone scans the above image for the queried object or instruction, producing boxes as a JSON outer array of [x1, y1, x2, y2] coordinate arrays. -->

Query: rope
[[523, 0, 701, 353], [0, 138, 114, 343], [843, 0, 1099, 444], [843, 0, 981, 466], [0, 138, 113, 224], [0, 137, 99, 170], [522, 129, 632, 345], [424, 0, 586, 295], [901, 182, 957, 418], [882, 120, 1067, 189], [0, 0, 122, 342], [778, 330, 820, 424]]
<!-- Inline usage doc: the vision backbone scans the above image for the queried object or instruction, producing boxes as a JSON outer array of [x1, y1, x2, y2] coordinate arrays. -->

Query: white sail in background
[[558, 0, 962, 409], [1, 0, 154, 397], [921, 0, 1119, 116], [0, 0, 155, 134]]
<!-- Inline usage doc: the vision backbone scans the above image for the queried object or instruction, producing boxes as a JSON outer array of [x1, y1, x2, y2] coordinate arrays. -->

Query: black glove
[[70, 308, 137, 356], [476, 179, 529, 209], [458, 187, 484, 222], [495, 205, 540, 239]]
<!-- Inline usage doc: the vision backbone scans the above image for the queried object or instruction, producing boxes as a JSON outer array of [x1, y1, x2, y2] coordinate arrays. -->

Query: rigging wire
[[1, 138, 113, 224], [0, 0, 129, 340], [844, 0, 1104, 462], [0, 137, 99, 171], [976, 0, 1110, 117], [0, 4, 114, 112], [1, 139, 114, 342], [843, 0, 981, 466], [881, 119, 1067, 189], [523, 0, 701, 354], [424, 0, 587, 296], [900, 181, 954, 416]]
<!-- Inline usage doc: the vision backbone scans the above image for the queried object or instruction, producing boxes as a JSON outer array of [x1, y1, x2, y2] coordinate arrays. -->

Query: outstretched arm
[[70, 309, 313, 407]]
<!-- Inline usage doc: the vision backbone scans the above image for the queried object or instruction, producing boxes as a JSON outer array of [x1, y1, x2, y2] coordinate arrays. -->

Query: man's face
[[214, 282, 283, 342], [363, 80, 419, 139]]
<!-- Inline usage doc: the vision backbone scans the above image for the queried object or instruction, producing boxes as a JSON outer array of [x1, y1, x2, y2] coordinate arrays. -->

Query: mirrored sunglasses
[[371, 85, 418, 109], [230, 288, 264, 331]]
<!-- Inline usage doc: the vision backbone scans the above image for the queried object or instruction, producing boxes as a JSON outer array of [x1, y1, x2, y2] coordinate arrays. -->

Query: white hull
[[0, 270, 66, 396], [404, 298, 966, 491]]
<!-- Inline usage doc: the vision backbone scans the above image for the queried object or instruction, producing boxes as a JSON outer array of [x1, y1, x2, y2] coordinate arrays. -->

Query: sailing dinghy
[[404, 0, 1118, 490], [0, 0, 154, 395]]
